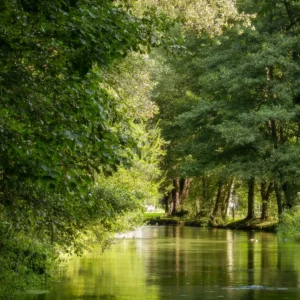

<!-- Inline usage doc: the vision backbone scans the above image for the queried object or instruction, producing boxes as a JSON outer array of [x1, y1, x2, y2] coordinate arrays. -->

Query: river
[[21, 226, 300, 300]]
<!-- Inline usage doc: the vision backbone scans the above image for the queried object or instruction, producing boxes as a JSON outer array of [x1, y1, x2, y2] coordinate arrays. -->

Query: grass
[[143, 212, 165, 218], [211, 217, 278, 232]]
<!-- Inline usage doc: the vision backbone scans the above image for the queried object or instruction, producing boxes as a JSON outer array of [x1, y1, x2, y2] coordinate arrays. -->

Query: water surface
[[22, 226, 300, 299]]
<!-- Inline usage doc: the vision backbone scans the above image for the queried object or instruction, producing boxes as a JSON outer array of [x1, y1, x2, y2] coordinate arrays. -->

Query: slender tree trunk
[[171, 178, 180, 215], [260, 181, 273, 220], [180, 178, 185, 198], [212, 182, 223, 218], [195, 197, 200, 216], [220, 189, 227, 219], [246, 177, 255, 219], [222, 178, 234, 219], [166, 192, 173, 216]]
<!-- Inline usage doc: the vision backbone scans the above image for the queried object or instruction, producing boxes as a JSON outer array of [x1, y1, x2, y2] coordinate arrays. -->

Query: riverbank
[[144, 213, 278, 232], [213, 218, 278, 232]]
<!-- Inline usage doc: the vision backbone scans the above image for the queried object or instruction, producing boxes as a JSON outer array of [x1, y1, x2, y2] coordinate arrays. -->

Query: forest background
[[1, 0, 300, 297]]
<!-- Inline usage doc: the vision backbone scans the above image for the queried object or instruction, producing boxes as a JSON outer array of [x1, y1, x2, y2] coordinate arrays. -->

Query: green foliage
[[184, 176, 219, 218], [0, 0, 158, 195], [103, 52, 159, 121], [0, 218, 54, 298], [123, 0, 251, 34], [277, 207, 300, 241], [0, 0, 168, 296]]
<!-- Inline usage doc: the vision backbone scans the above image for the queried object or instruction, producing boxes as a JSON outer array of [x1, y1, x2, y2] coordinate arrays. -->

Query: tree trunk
[[167, 178, 192, 216], [246, 177, 255, 219], [282, 181, 296, 209], [260, 181, 273, 220], [222, 178, 234, 219], [180, 178, 191, 206], [212, 182, 223, 218], [167, 192, 173, 216], [195, 197, 200, 216], [171, 178, 180, 215]]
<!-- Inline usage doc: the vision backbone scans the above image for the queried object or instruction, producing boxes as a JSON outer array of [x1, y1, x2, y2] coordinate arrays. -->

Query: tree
[[0, 0, 169, 294], [0, 0, 168, 193], [152, 0, 300, 220]]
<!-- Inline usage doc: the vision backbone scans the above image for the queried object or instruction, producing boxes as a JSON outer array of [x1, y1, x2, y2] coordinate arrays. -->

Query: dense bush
[[277, 208, 300, 241]]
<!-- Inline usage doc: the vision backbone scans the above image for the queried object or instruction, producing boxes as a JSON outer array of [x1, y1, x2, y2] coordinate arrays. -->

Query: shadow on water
[[25, 294, 116, 300]]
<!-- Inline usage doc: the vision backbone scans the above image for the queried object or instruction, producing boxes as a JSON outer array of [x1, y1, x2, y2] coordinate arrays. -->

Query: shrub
[[277, 207, 300, 241]]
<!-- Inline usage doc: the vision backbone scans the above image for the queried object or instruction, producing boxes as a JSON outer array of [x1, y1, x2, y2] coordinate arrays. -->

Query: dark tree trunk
[[246, 177, 255, 219], [180, 178, 191, 206], [260, 181, 273, 220], [166, 178, 192, 216], [180, 178, 185, 195], [212, 182, 223, 218], [282, 181, 296, 209]]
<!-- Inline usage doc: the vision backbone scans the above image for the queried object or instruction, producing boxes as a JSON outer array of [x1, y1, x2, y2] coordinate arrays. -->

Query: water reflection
[[21, 226, 300, 300]]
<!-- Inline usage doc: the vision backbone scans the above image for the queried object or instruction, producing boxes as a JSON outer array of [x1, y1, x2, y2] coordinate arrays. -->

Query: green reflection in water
[[20, 226, 300, 300]]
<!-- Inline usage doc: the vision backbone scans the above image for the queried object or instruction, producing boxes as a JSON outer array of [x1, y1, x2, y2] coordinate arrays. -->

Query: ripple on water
[[224, 285, 288, 291]]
